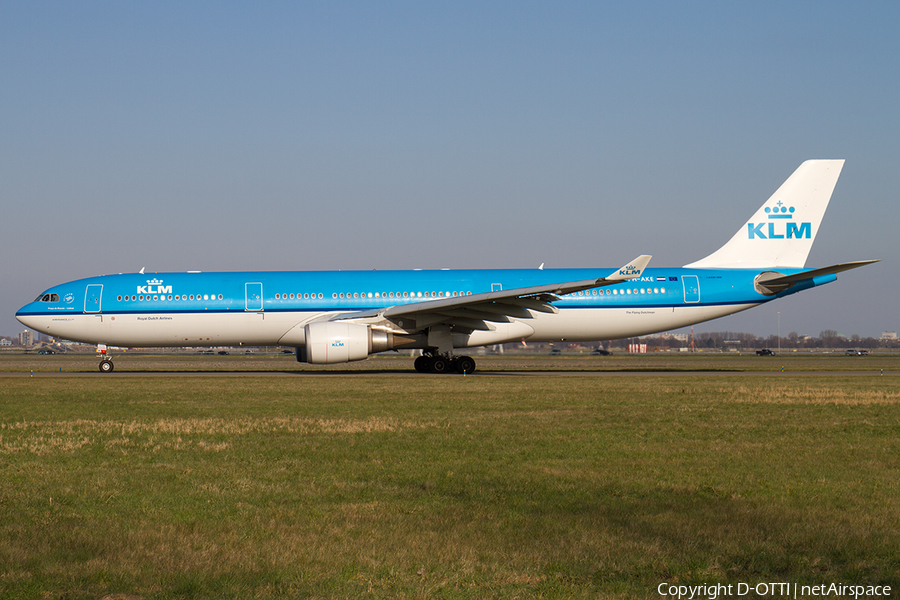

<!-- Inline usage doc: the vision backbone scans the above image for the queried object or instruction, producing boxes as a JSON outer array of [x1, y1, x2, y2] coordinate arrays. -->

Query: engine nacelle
[[301, 321, 395, 364]]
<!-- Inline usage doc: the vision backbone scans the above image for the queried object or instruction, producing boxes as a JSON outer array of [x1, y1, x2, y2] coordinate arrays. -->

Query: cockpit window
[[35, 293, 60, 303]]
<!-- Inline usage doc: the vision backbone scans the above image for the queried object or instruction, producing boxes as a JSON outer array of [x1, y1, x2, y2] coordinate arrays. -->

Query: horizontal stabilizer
[[755, 260, 879, 295]]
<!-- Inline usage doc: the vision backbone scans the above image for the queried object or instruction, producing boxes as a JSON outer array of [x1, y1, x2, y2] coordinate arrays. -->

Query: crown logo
[[147, 278, 164, 285], [765, 201, 795, 219]]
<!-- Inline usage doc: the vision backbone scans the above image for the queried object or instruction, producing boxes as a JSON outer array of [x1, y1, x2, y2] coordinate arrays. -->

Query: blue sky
[[2, 1, 897, 338]]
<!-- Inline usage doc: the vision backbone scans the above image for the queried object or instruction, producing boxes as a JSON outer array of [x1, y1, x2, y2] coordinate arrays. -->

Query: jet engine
[[300, 321, 398, 364]]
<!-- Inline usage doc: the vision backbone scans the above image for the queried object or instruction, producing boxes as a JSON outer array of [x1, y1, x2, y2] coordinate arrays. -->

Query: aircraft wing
[[336, 255, 651, 333]]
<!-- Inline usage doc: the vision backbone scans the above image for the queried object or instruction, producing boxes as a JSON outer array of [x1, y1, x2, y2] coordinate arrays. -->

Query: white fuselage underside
[[20, 303, 759, 348]]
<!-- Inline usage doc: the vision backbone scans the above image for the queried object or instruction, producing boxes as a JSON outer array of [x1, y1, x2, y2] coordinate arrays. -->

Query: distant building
[[0, 338, 11, 347], [18, 330, 34, 347], [881, 332, 898, 340]]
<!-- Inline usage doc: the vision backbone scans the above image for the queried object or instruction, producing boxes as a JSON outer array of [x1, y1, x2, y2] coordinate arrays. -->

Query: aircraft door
[[85, 284, 103, 313], [245, 282, 263, 311], [682, 275, 700, 303]]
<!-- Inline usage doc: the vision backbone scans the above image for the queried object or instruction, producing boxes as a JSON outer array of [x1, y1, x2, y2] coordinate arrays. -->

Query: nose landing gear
[[97, 344, 115, 373]]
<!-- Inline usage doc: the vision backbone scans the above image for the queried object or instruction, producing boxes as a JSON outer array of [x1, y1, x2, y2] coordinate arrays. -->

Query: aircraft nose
[[16, 303, 40, 330]]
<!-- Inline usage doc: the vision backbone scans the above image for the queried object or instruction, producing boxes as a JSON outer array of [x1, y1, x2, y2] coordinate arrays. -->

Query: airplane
[[16, 160, 877, 374]]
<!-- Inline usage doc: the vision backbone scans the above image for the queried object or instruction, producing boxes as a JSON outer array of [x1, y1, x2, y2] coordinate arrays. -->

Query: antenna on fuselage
[[139, 267, 145, 274]]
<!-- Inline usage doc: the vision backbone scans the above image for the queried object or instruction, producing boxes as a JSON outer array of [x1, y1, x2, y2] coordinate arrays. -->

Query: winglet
[[604, 255, 652, 282]]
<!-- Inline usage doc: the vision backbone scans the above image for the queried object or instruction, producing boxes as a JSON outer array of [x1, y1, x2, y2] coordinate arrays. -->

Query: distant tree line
[[609, 331, 898, 351]]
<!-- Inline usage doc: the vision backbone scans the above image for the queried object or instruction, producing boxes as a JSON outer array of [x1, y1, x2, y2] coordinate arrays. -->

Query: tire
[[429, 357, 449, 374], [455, 356, 476, 374], [99, 359, 114, 373], [414, 356, 431, 373]]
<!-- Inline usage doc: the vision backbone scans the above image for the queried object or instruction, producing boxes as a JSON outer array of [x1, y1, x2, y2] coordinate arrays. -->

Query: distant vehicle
[[846, 349, 868, 356], [217, 351, 229, 355], [280, 349, 294, 354], [549, 349, 561, 355], [756, 349, 775, 356], [37, 348, 55, 355], [592, 348, 611, 355]]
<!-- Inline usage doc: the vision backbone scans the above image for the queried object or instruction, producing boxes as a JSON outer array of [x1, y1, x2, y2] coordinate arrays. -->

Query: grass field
[[1, 356, 899, 599]]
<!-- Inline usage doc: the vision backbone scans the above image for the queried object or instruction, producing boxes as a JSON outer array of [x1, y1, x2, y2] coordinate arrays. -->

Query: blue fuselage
[[16, 266, 832, 349]]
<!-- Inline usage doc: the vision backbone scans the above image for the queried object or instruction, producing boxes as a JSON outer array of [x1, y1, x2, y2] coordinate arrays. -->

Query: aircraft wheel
[[455, 356, 476, 374], [429, 356, 449, 374], [414, 356, 431, 373], [99, 359, 114, 373]]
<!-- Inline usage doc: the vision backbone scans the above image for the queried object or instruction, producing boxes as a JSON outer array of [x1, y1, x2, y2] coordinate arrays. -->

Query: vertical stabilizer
[[684, 160, 844, 269]]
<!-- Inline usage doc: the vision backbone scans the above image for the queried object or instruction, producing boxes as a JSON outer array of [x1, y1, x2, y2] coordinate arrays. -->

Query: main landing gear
[[414, 353, 476, 374]]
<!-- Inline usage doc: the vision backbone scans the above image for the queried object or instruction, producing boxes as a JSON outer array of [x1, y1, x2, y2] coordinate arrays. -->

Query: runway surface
[[2, 369, 895, 378]]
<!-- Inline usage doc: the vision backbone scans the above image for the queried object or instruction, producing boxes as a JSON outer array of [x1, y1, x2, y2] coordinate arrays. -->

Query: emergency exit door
[[245, 282, 263, 311], [682, 275, 700, 303], [84, 284, 103, 313]]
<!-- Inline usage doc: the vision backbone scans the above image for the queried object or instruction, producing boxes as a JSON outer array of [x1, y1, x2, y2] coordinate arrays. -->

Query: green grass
[[1, 373, 899, 599]]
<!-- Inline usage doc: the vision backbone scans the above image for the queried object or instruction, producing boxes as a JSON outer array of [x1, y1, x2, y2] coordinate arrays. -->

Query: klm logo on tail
[[747, 201, 811, 240]]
